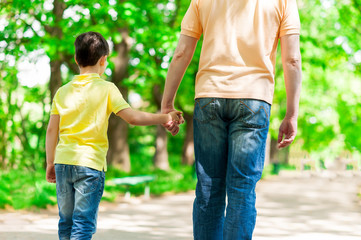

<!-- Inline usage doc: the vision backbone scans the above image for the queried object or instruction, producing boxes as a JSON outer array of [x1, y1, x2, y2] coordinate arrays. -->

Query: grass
[[0, 154, 197, 209], [102, 153, 197, 201], [0, 152, 296, 209], [0, 169, 57, 209], [261, 163, 296, 179]]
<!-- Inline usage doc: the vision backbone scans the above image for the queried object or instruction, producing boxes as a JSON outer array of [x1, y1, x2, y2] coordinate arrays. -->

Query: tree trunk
[[107, 115, 131, 171], [270, 137, 279, 164], [106, 28, 131, 171], [270, 137, 281, 174], [152, 85, 170, 170], [153, 124, 170, 170], [47, 59, 63, 169], [264, 134, 271, 166], [182, 112, 194, 165], [49, 60, 62, 100], [270, 137, 291, 174]]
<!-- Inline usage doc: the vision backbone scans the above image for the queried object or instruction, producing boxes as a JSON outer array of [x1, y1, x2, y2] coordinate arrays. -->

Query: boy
[[45, 31, 182, 240]]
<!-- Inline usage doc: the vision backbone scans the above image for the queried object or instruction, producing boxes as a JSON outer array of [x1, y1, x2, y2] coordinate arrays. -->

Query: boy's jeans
[[192, 98, 270, 240], [55, 164, 105, 240]]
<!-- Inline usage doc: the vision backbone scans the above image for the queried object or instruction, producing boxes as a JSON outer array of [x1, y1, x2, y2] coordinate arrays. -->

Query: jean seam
[[200, 98, 215, 109], [239, 100, 255, 114], [240, 100, 269, 119]]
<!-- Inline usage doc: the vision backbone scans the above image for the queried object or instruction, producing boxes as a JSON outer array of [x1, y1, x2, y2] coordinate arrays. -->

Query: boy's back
[[51, 73, 129, 171]]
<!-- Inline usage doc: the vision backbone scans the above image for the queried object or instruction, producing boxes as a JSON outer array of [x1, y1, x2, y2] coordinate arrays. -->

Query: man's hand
[[278, 116, 298, 149], [46, 164, 56, 183]]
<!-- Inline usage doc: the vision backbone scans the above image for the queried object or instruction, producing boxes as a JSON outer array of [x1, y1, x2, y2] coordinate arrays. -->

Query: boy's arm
[[116, 108, 182, 126], [46, 114, 60, 183]]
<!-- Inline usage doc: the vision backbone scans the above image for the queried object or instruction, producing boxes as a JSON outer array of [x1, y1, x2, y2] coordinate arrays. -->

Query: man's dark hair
[[74, 31, 109, 67]]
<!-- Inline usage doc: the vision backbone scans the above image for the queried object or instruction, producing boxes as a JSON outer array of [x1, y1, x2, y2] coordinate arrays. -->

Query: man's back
[[181, 0, 300, 104]]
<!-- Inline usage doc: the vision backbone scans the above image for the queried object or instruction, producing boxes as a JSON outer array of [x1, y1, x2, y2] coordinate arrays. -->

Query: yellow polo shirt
[[51, 73, 130, 171], [181, 0, 301, 104]]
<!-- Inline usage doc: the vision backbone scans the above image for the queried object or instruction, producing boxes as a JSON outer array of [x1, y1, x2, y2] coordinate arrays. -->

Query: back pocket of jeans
[[76, 169, 101, 194], [240, 100, 270, 129], [194, 98, 216, 123]]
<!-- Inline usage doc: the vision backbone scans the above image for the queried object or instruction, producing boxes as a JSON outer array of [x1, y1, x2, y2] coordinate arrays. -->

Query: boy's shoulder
[[54, 76, 117, 98]]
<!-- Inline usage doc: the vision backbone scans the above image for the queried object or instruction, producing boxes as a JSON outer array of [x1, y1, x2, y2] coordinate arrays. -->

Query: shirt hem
[[54, 160, 106, 172], [113, 105, 131, 114], [181, 29, 202, 40], [279, 29, 300, 38], [194, 93, 273, 105]]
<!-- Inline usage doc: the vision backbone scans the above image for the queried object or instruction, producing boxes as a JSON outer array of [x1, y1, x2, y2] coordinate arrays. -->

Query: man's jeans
[[55, 164, 105, 240], [193, 98, 270, 240]]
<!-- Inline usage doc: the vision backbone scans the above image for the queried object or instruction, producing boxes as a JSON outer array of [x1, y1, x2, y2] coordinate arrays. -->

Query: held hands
[[278, 116, 298, 149], [169, 111, 184, 124], [46, 164, 56, 183], [163, 109, 185, 136]]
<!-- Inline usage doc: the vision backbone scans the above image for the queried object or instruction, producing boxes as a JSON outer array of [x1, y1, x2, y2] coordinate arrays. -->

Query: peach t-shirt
[[181, 0, 301, 104]]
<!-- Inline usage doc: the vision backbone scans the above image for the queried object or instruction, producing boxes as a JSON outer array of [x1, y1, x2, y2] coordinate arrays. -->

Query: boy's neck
[[79, 66, 101, 75]]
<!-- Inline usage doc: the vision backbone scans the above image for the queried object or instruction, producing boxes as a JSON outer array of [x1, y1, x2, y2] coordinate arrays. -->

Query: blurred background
[[0, 0, 360, 209]]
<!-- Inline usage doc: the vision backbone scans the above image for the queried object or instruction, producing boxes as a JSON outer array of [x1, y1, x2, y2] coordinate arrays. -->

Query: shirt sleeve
[[50, 91, 59, 115], [279, 0, 301, 38], [108, 83, 131, 114], [181, 0, 203, 39]]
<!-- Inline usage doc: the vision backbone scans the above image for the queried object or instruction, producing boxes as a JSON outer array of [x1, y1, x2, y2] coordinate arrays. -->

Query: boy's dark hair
[[74, 31, 109, 67]]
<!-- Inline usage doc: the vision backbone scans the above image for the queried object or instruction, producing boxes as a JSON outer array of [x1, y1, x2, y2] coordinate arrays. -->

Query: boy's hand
[[46, 164, 56, 183], [169, 111, 184, 124]]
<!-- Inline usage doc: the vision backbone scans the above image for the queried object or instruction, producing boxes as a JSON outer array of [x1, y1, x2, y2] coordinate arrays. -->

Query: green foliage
[[0, 157, 196, 209], [271, 0, 361, 163], [104, 153, 196, 200], [261, 163, 297, 179], [0, 169, 56, 209], [104, 162, 196, 201], [337, 94, 361, 150], [1, 0, 361, 208]]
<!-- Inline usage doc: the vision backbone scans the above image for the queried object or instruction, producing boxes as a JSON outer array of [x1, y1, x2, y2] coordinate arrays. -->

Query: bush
[[0, 154, 196, 209], [0, 169, 56, 209]]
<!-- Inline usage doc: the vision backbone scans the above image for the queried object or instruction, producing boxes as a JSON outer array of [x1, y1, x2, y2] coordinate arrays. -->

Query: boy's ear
[[99, 55, 107, 66], [74, 55, 78, 65]]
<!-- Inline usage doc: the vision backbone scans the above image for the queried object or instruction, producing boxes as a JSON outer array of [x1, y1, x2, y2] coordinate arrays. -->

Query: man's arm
[[116, 108, 182, 126], [278, 34, 302, 148], [46, 114, 60, 183], [161, 34, 198, 135]]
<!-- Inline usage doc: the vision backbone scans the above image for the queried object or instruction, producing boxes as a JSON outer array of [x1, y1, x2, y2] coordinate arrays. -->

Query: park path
[[0, 172, 361, 240]]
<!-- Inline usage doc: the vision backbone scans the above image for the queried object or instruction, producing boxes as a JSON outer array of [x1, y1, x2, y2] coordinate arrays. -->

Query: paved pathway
[[0, 171, 360, 240], [253, 172, 361, 240]]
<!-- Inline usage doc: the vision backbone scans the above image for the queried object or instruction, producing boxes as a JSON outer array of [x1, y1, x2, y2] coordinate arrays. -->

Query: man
[[161, 0, 302, 239]]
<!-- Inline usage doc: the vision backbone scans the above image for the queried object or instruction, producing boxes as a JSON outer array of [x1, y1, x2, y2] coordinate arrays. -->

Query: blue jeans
[[193, 98, 270, 240], [55, 164, 105, 240]]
